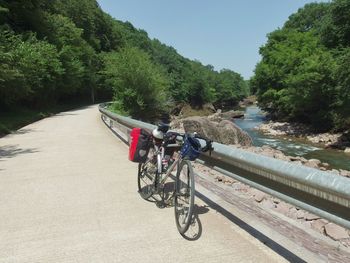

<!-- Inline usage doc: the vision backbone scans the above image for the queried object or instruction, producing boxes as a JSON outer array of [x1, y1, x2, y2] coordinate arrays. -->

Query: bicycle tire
[[137, 147, 157, 200], [174, 159, 195, 234]]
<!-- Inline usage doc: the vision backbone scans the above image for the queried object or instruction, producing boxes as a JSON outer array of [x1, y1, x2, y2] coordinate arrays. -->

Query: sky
[[97, 0, 328, 79]]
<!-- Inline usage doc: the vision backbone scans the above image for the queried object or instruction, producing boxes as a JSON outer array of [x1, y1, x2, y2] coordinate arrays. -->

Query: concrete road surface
[[0, 105, 291, 262]]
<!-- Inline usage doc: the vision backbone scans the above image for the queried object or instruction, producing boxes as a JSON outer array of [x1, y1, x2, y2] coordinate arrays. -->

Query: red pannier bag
[[129, 128, 151, 163]]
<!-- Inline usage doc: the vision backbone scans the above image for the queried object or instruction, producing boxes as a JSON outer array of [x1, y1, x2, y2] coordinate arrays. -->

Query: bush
[[100, 47, 169, 120]]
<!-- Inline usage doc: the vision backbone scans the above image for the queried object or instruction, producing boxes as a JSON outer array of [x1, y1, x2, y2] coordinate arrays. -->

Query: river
[[233, 106, 350, 171]]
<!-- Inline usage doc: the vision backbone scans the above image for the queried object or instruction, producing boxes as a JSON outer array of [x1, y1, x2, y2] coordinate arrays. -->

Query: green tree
[[283, 50, 337, 130], [215, 69, 248, 108], [251, 0, 350, 132], [184, 61, 216, 107], [100, 47, 169, 120], [321, 0, 350, 48], [150, 39, 191, 102], [0, 28, 63, 107], [43, 13, 97, 100], [284, 2, 330, 33], [251, 28, 338, 129], [1, 0, 49, 33], [333, 48, 350, 129]]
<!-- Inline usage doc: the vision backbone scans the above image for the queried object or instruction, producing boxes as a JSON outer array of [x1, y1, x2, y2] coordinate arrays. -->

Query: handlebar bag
[[129, 128, 151, 163]]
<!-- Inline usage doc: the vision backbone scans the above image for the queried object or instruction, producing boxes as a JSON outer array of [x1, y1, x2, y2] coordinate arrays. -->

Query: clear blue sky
[[97, 0, 328, 79]]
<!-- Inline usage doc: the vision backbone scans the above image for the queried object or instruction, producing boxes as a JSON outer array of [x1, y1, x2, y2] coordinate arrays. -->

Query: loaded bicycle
[[129, 123, 212, 234]]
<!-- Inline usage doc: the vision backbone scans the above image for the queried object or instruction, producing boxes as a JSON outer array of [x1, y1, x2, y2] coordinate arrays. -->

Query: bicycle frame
[[153, 143, 183, 190]]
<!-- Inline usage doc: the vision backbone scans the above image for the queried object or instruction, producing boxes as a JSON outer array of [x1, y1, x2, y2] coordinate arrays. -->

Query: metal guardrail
[[99, 103, 350, 230]]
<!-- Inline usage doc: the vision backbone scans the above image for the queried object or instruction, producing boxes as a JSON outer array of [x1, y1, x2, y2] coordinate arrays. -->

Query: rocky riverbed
[[171, 111, 350, 178], [257, 121, 350, 153]]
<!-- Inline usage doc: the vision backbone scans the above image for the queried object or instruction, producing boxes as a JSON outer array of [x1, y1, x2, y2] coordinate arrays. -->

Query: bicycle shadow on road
[[181, 214, 202, 241], [149, 181, 207, 241], [195, 190, 306, 263], [181, 204, 210, 241]]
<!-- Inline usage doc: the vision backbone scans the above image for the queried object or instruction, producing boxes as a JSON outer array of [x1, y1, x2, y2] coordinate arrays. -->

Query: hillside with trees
[[0, 0, 248, 133], [251, 0, 350, 132]]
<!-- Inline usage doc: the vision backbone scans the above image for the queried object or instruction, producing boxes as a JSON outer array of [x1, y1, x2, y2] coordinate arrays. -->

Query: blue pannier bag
[[180, 136, 201, 161]]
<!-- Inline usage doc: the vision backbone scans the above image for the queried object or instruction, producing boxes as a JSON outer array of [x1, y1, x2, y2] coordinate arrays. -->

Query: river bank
[[172, 104, 350, 171], [230, 106, 350, 171], [170, 104, 350, 174]]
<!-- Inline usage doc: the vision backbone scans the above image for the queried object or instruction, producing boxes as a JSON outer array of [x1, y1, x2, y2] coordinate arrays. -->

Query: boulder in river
[[182, 116, 252, 146], [221, 110, 245, 119], [218, 120, 252, 145], [207, 110, 245, 123], [207, 112, 223, 122]]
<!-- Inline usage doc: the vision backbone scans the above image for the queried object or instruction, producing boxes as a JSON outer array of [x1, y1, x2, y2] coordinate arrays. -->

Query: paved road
[[0, 105, 289, 262]]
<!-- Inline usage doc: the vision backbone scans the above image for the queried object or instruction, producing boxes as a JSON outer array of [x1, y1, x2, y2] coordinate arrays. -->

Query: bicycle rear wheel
[[174, 160, 195, 234], [138, 148, 157, 200]]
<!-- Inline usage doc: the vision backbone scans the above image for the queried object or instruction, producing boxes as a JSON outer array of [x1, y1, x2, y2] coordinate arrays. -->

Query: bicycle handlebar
[[163, 131, 213, 153], [194, 134, 213, 153]]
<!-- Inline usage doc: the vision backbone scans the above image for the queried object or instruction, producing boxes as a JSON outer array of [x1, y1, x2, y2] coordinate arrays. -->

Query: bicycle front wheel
[[174, 160, 195, 234], [138, 148, 157, 200]]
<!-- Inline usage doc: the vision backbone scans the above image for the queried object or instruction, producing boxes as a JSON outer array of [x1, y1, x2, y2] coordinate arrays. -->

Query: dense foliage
[[0, 0, 248, 120], [251, 0, 350, 132], [101, 47, 169, 119]]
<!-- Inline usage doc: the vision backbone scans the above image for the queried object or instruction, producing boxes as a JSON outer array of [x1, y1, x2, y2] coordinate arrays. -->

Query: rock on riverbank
[[257, 121, 350, 150], [171, 116, 252, 146]]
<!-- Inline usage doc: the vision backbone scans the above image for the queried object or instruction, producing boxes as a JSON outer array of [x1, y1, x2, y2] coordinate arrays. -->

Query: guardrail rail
[[99, 103, 350, 230]]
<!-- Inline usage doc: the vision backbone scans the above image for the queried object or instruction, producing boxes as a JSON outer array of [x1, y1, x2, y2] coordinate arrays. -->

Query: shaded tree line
[[251, 0, 350, 132], [0, 0, 248, 120]]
